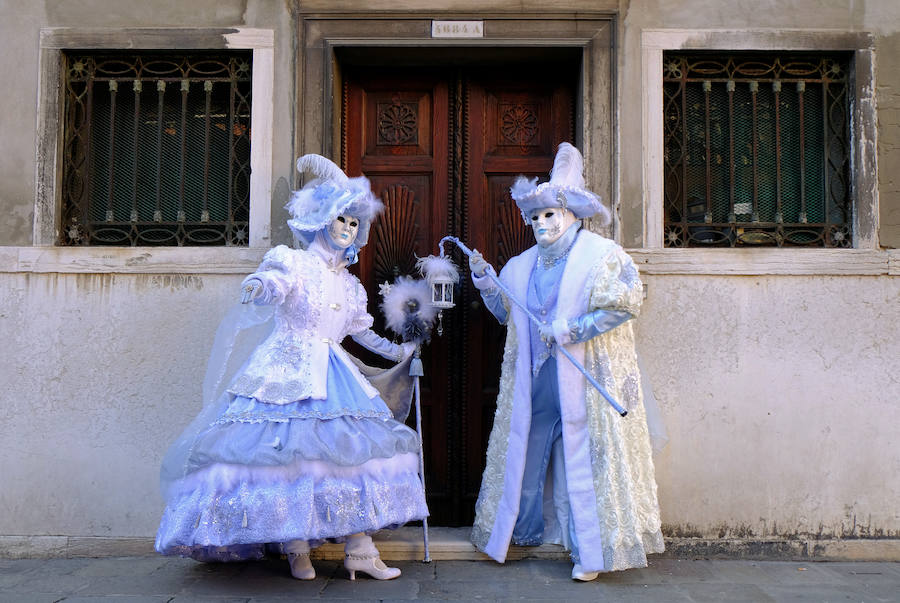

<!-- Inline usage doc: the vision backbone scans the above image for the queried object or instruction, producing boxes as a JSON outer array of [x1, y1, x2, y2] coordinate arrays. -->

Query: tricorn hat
[[509, 143, 610, 225]]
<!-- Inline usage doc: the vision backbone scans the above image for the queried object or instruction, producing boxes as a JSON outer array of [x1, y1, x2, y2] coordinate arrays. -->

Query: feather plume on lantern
[[415, 254, 460, 285], [380, 277, 437, 344]]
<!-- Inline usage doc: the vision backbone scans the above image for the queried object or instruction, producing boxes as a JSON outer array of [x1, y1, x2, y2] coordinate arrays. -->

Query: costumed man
[[468, 143, 664, 580], [155, 154, 428, 581]]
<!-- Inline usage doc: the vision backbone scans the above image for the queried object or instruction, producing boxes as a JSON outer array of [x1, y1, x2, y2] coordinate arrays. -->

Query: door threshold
[[309, 526, 569, 562]]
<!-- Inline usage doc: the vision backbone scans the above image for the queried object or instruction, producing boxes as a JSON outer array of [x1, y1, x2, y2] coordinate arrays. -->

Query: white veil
[[160, 302, 275, 498]]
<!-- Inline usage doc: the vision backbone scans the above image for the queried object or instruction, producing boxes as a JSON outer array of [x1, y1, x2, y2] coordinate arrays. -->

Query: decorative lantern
[[416, 253, 460, 336], [430, 274, 455, 309]]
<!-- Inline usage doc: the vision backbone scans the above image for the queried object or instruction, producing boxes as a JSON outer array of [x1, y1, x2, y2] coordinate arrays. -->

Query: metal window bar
[[106, 80, 117, 223], [227, 73, 235, 241], [154, 81, 165, 223], [798, 82, 807, 223], [202, 80, 212, 223], [178, 79, 189, 225], [774, 81, 783, 224], [727, 79, 736, 225], [131, 79, 141, 223], [662, 52, 850, 247], [61, 52, 252, 246]]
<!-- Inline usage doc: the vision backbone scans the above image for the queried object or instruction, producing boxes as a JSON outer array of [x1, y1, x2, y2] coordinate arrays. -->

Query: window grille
[[61, 52, 252, 246], [663, 52, 851, 247]]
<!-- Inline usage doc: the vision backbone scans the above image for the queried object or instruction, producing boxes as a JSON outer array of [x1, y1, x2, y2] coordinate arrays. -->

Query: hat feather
[[548, 142, 585, 189], [296, 154, 349, 186]]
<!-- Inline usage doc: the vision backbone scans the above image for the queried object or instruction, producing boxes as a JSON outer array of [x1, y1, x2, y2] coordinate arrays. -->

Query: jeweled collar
[[536, 220, 581, 269]]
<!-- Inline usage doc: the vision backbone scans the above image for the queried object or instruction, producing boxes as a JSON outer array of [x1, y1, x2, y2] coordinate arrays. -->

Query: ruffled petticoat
[[155, 351, 428, 561]]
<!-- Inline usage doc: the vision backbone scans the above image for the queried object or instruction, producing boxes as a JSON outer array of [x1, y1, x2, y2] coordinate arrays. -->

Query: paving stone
[[70, 556, 171, 578], [684, 559, 843, 586], [0, 595, 64, 603], [756, 583, 895, 602], [673, 582, 776, 602], [1, 569, 94, 596], [319, 571, 421, 599], [170, 597, 252, 603], [0, 557, 896, 602], [433, 558, 571, 582], [58, 597, 170, 603], [70, 570, 196, 597], [817, 561, 900, 585]]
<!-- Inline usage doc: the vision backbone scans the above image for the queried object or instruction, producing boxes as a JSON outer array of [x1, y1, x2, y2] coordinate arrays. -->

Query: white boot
[[571, 563, 600, 581], [285, 539, 315, 580], [343, 533, 401, 580]]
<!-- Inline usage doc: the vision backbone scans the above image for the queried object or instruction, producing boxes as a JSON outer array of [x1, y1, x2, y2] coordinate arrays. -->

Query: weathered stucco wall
[[0, 0, 297, 247], [637, 274, 900, 541], [0, 271, 896, 546], [0, 271, 240, 537]]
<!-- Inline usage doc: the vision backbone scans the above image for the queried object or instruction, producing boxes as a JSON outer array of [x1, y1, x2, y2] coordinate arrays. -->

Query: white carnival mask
[[529, 207, 576, 247], [327, 214, 360, 249]]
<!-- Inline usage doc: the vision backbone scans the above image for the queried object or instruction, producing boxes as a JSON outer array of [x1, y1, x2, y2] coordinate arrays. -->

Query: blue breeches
[[512, 358, 577, 554]]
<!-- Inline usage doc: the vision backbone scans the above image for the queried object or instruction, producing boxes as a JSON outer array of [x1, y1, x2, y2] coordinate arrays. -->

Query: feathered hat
[[509, 142, 609, 225], [285, 154, 383, 247]]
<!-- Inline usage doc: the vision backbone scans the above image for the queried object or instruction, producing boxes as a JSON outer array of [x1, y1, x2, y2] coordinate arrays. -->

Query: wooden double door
[[343, 63, 577, 525]]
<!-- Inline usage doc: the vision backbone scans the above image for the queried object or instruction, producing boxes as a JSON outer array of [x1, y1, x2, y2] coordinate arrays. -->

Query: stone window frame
[[30, 28, 273, 269], [637, 30, 890, 276]]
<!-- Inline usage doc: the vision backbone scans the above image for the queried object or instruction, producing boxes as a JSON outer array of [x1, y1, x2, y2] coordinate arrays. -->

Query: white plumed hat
[[509, 142, 609, 224], [285, 154, 383, 247]]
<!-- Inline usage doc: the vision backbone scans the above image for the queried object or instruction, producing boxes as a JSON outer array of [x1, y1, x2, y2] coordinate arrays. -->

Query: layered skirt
[[156, 351, 428, 561]]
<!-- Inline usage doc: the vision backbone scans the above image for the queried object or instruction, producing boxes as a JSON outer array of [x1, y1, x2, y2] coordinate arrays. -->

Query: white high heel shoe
[[344, 554, 401, 580], [288, 552, 315, 580]]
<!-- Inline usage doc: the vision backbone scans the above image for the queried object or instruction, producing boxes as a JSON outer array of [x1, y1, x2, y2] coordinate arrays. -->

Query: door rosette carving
[[500, 104, 538, 145], [377, 102, 418, 145]]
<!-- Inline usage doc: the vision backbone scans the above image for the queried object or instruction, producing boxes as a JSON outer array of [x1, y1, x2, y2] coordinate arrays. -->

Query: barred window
[[663, 51, 851, 247], [61, 52, 252, 246]]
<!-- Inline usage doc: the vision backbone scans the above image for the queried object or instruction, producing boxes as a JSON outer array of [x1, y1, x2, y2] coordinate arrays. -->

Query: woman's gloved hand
[[240, 278, 264, 304]]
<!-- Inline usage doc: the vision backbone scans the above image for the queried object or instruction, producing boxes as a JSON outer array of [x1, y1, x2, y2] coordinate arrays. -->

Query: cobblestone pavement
[[1, 556, 898, 602]]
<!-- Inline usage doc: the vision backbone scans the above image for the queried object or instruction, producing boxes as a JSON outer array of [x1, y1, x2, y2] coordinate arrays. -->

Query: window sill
[[628, 248, 900, 276], [0, 246, 267, 274], [2, 246, 897, 277]]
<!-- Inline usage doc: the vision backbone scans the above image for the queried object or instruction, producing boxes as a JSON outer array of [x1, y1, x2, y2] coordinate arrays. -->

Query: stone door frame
[[296, 13, 618, 235]]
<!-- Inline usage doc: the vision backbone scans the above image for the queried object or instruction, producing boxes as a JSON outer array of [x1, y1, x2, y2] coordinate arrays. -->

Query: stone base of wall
[[3, 529, 898, 562]]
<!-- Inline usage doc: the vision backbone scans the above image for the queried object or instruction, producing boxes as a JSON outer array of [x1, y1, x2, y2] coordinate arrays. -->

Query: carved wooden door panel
[[343, 65, 575, 525], [460, 68, 575, 523]]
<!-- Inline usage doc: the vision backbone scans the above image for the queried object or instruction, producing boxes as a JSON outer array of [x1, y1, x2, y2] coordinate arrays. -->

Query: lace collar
[[536, 221, 581, 269]]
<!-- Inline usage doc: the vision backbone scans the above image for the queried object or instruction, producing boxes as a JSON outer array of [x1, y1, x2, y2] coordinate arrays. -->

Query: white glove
[[538, 323, 555, 346], [240, 278, 263, 304], [469, 250, 490, 277]]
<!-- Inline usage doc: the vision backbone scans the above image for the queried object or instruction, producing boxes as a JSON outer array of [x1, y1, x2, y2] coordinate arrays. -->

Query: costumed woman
[[468, 143, 664, 580], [155, 154, 429, 581]]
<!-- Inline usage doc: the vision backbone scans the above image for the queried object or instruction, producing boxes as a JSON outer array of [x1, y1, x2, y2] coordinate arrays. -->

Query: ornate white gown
[[156, 240, 428, 561]]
